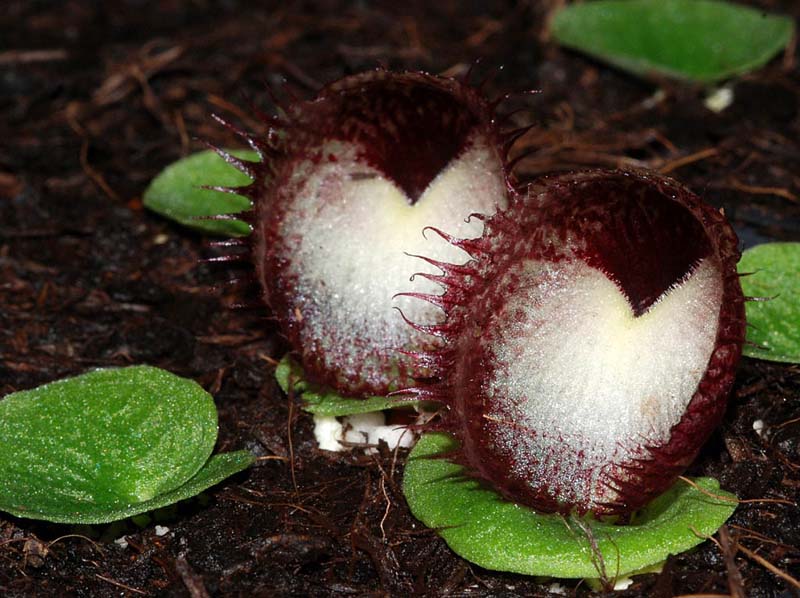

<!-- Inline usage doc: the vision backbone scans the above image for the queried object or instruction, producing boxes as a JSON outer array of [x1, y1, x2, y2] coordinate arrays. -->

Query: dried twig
[[737, 544, 800, 590], [0, 49, 68, 65], [658, 148, 719, 174], [95, 574, 149, 595], [175, 553, 210, 598], [718, 526, 745, 598]]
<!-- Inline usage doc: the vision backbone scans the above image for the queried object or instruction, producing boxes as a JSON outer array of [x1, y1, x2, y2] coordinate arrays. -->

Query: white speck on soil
[[704, 86, 734, 113]]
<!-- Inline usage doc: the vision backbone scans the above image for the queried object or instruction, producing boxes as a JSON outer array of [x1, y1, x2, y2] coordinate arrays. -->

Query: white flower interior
[[282, 135, 507, 385], [484, 257, 723, 508]]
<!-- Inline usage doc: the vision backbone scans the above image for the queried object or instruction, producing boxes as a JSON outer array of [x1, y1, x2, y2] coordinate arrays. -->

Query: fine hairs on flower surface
[[209, 68, 529, 398], [208, 69, 746, 519], [399, 170, 746, 516]]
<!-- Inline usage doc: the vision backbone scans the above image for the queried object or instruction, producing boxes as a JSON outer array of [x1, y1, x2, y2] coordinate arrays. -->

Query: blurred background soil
[[1, 1, 799, 596]]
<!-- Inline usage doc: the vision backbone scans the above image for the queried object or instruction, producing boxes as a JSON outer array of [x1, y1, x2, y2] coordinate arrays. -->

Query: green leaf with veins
[[143, 149, 258, 236], [0, 366, 253, 524], [739, 242, 800, 364], [275, 354, 415, 416], [551, 0, 794, 84], [404, 433, 737, 579]]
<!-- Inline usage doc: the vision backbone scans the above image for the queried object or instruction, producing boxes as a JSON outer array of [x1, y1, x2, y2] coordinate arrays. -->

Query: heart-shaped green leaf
[[739, 242, 800, 364], [0, 366, 253, 523], [404, 433, 737, 579], [143, 149, 258, 236], [275, 354, 412, 416], [551, 0, 795, 84]]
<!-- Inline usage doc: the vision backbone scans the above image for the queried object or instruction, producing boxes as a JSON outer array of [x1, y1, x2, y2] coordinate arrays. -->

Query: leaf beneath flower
[[403, 433, 737, 579], [275, 354, 414, 416]]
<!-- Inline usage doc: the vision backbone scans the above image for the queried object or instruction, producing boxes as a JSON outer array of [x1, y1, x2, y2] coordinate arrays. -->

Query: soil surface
[[1, 1, 800, 596]]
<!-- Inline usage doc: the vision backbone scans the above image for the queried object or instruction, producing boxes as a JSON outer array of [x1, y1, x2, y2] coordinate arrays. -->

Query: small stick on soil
[[775, 416, 800, 429], [729, 524, 796, 550], [736, 544, 800, 590], [379, 475, 391, 541], [48, 534, 104, 554], [80, 139, 121, 202], [679, 476, 795, 506], [692, 526, 800, 591], [718, 526, 746, 598], [721, 179, 798, 203], [0, 49, 68, 65], [658, 147, 718, 175], [286, 375, 299, 496], [176, 553, 211, 598], [95, 574, 149, 595], [256, 455, 289, 462]]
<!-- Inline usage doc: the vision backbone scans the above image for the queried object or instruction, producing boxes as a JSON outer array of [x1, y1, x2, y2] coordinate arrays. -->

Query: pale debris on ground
[[704, 85, 734, 113], [313, 411, 416, 453]]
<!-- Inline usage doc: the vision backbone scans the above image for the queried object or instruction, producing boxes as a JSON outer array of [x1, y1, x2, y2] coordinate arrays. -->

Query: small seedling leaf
[[551, 0, 795, 83], [404, 433, 737, 579], [275, 354, 412, 416], [0, 366, 252, 523], [739, 242, 800, 363], [143, 149, 258, 236]]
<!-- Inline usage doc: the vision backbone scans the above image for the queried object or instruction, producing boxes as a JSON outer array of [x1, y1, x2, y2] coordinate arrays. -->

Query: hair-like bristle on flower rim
[[400, 169, 746, 517], [209, 68, 531, 398]]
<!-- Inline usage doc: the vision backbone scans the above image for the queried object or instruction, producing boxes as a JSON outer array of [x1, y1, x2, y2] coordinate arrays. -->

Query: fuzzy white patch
[[283, 135, 507, 384], [313, 413, 415, 454], [486, 258, 723, 508], [313, 415, 346, 452], [613, 577, 634, 590], [705, 85, 734, 113]]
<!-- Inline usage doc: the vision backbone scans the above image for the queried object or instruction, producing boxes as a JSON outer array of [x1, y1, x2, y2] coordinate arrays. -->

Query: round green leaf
[[32, 451, 255, 525], [0, 366, 219, 523], [404, 433, 737, 579], [275, 354, 413, 416], [143, 149, 258, 236], [739, 242, 800, 364], [551, 0, 795, 84]]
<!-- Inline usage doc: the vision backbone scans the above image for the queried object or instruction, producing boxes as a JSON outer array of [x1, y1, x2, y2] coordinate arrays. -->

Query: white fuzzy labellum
[[282, 134, 507, 383], [482, 257, 723, 509]]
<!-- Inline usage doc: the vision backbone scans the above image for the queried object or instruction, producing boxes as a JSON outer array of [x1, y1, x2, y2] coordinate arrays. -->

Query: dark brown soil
[[1, 1, 799, 596]]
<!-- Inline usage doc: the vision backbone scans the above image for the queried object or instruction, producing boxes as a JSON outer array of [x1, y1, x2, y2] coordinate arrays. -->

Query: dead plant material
[[736, 544, 800, 591], [658, 147, 719, 174], [717, 526, 746, 598], [722, 178, 798, 203], [79, 138, 121, 202], [95, 574, 150, 595], [0, 49, 68, 65], [175, 553, 210, 598], [678, 476, 795, 507], [93, 43, 184, 108]]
